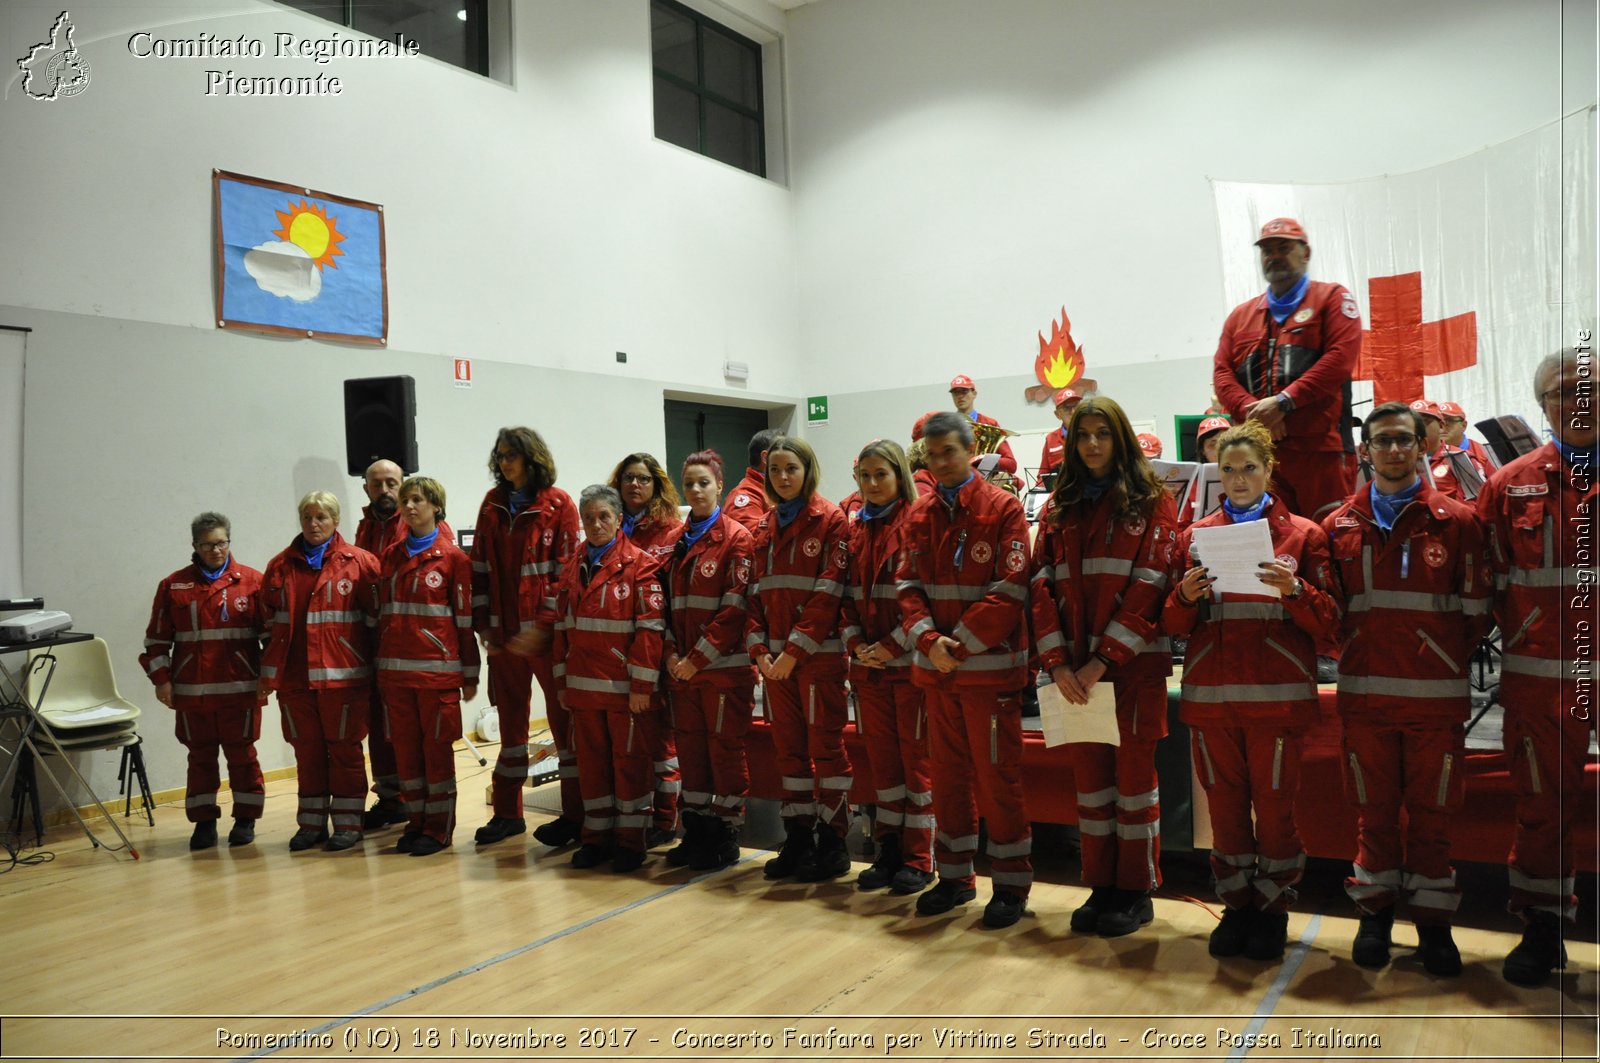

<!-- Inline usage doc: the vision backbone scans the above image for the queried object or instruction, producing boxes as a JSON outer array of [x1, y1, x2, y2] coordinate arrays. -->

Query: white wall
[[785, 0, 1594, 492]]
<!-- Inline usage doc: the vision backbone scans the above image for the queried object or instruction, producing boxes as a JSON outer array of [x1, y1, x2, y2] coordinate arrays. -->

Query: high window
[[651, 0, 766, 177], [278, 0, 491, 78]]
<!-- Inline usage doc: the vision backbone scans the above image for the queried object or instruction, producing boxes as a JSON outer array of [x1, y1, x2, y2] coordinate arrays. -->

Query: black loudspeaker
[[344, 375, 418, 476]]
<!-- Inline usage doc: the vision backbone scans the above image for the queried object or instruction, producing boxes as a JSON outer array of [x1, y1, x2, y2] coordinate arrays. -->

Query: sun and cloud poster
[[213, 170, 387, 345]]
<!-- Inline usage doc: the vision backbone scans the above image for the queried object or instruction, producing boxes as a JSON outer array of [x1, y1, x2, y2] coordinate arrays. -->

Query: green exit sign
[[806, 395, 829, 426]]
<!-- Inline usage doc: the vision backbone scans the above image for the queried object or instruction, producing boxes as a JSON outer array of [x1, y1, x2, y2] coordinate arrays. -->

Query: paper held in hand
[[1039, 679, 1120, 747], [1191, 518, 1279, 598]]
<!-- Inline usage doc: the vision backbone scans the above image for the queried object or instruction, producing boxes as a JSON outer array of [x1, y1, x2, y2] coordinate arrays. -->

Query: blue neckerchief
[[1266, 274, 1310, 324], [1222, 491, 1271, 523], [775, 497, 806, 527], [584, 538, 617, 569], [508, 486, 533, 516], [405, 528, 439, 558], [681, 507, 720, 549], [300, 537, 329, 571], [621, 507, 643, 537], [967, 411, 980, 423], [859, 499, 900, 522], [1557, 439, 1599, 467], [197, 555, 230, 582], [1082, 474, 1114, 503], [937, 474, 974, 508], [1370, 479, 1422, 532]]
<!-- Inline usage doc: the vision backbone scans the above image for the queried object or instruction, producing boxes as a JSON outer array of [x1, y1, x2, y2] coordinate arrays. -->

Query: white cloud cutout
[[244, 241, 321, 302]]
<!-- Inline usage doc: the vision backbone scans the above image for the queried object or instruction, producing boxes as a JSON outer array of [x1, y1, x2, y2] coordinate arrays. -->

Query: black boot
[[692, 819, 741, 871], [764, 822, 815, 879], [1417, 924, 1462, 977], [1070, 886, 1116, 933], [189, 821, 217, 851], [1097, 889, 1154, 937], [1208, 906, 1254, 957], [1504, 910, 1567, 986], [1352, 905, 1395, 968], [797, 824, 851, 882], [1244, 910, 1290, 961], [226, 819, 255, 847], [856, 835, 902, 890], [666, 811, 709, 867]]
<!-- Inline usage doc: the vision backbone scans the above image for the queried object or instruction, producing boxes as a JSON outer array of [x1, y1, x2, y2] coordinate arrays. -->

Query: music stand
[[0, 633, 141, 858]]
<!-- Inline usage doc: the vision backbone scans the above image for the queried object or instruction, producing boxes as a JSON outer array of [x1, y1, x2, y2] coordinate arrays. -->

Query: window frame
[[650, 0, 767, 179]]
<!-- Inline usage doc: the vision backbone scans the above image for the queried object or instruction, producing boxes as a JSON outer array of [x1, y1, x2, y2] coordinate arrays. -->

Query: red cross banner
[[1211, 111, 1594, 435]]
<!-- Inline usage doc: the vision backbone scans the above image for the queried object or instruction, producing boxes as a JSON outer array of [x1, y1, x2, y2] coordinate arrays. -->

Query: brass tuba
[[971, 421, 1020, 495]]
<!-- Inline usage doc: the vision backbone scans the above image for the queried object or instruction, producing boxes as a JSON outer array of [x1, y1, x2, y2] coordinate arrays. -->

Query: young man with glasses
[[1321, 402, 1493, 976], [1477, 347, 1598, 985]]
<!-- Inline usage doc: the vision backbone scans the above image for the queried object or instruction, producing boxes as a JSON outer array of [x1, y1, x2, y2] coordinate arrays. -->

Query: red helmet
[[948, 374, 975, 392], [1136, 433, 1163, 458], [1255, 217, 1308, 244], [1196, 416, 1232, 441], [1053, 387, 1082, 408], [1436, 400, 1466, 419], [1409, 398, 1443, 422]]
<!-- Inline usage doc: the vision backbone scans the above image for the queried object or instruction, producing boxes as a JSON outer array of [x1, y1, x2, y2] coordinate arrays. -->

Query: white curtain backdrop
[[1212, 108, 1596, 441]]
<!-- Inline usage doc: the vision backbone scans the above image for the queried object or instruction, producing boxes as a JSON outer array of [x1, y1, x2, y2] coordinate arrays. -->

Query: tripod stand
[[0, 633, 140, 859]]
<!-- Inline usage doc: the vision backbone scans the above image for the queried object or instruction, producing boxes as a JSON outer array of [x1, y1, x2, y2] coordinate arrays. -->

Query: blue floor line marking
[[1226, 912, 1323, 1063], [236, 854, 757, 1061]]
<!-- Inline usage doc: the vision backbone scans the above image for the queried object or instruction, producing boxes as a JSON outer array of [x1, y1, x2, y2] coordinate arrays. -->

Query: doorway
[[664, 399, 771, 503]]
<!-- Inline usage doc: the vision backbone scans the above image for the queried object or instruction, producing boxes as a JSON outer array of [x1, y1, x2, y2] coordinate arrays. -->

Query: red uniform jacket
[[377, 538, 480, 690], [1164, 497, 1341, 727], [1478, 442, 1595, 691], [662, 512, 757, 690], [1322, 481, 1493, 722], [1426, 444, 1486, 503], [913, 468, 939, 497], [840, 499, 916, 685], [1214, 281, 1363, 456], [355, 505, 454, 558], [838, 491, 864, 521], [1038, 428, 1068, 482], [469, 484, 579, 642], [622, 511, 681, 571], [746, 495, 850, 674], [259, 534, 380, 691], [724, 469, 769, 537], [1463, 437, 1496, 473], [552, 537, 666, 711], [141, 559, 265, 709], [897, 477, 1031, 690], [1031, 491, 1177, 681]]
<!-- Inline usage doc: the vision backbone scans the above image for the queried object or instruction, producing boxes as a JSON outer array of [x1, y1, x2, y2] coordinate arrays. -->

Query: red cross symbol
[[1353, 272, 1477, 406]]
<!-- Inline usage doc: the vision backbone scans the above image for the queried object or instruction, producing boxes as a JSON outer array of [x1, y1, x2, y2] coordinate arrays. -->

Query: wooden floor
[[3, 742, 1598, 1063]]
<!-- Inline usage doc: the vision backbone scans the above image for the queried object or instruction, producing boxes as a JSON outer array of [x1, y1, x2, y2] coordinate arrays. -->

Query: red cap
[[1437, 400, 1465, 419], [1137, 433, 1163, 458], [1196, 416, 1232, 440], [910, 411, 941, 441], [1409, 398, 1443, 422], [1053, 387, 1082, 408], [1255, 217, 1308, 244], [949, 374, 975, 391]]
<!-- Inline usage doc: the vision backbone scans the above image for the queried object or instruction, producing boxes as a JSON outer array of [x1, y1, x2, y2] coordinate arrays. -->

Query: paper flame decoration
[[1035, 308, 1085, 389]]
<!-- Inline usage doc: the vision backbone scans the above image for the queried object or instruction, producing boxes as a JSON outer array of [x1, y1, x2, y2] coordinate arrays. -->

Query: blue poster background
[[217, 177, 385, 339]]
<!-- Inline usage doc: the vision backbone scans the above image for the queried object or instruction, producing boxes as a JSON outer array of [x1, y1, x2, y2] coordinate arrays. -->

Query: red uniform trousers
[[926, 688, 1031, 898], [670, 685, 753, 821], [765, 669, 852, 835], [1341, 721, 1466, 924], [174, 702, 265, 823], [1272, 449, 1352, 522], [1504, 690, 1594, 918], [651, 694, 681, 833], [277, 687, 370, 834], [1191, 725, 1304, 912], [366, 681, 401, 805], [1069, 678, 1165, 892], [382, 685, 462, 845], [856, 677, 933, 874], [488, 650, 580, 823], [575, 709, 658, 853]]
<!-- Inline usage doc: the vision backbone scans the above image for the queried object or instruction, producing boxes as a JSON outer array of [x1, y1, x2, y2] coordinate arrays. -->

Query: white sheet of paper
[[1148, 459, 1199, 501], [1038, 680, 1120, 747], [974, 452, 1001, 473], [43, 704, 131, 724], [1192, 518, 1279, 598]]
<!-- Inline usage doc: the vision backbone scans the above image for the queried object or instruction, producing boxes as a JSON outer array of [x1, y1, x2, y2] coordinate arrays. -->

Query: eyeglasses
[[194, 540, 230, 552], [619, 474, 654, 486], [1541, 386, 1587, 405], [1367, 434, 1419, 451]]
